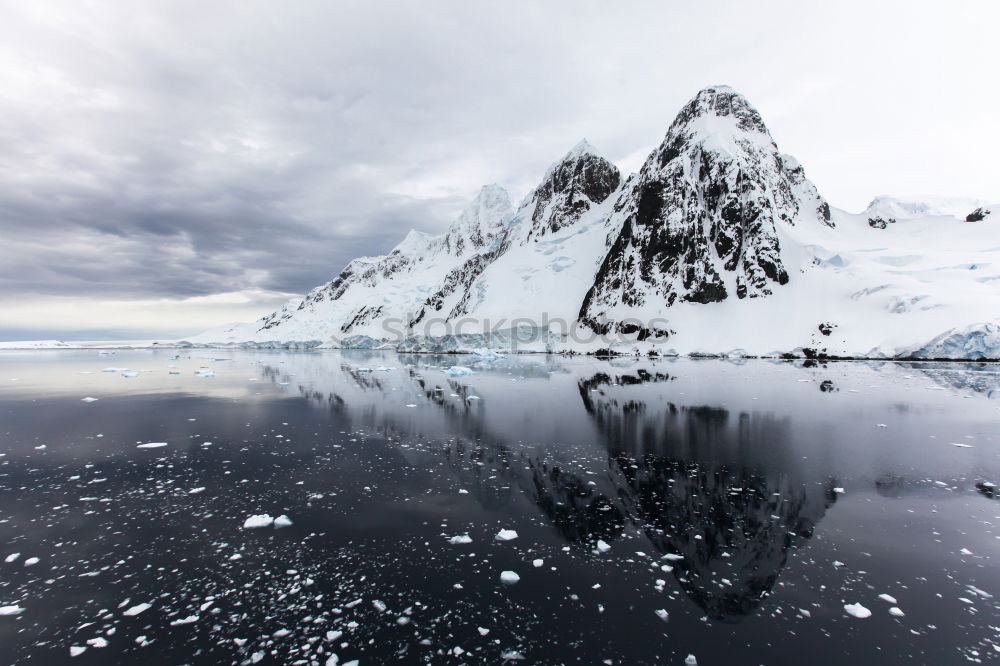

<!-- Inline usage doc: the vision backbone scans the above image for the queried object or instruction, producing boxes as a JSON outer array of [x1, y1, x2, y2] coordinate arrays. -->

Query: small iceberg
[[844, 602, 872, 618], [243, 514, 275, 529], [273, 514, 293, 528], [499, 570, 520, 585]]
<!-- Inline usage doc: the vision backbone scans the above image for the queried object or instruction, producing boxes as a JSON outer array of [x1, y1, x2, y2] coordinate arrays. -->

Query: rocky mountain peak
[[668, 85, 770, 139], [521, 139, 622, 241], [580, 85, 831, 333], [444, 184, 513, 256]]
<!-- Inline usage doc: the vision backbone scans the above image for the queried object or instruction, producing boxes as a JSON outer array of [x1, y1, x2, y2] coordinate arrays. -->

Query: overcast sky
[[1, 0, 997, 340]]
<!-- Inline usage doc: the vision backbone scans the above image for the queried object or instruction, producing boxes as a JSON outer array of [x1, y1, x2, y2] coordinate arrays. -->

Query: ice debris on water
[[685, 655, 698, 666], [136, 442, 168, 449], [654, 609, 669, 622], [448, 535, 472, 545], [445, 366, 474, 377], [495, 529, 518, 541], [122, 602, 151, 616], [81, 397, 98, 402], [273, 514, 293, 528], [500, 570, 520, 584], [170, 615, 199, 626], [0, 605, 25, 615], [243, 514, 275, 529], [70, 646, 86, 656], [844, 603, 872, 618], [594, 539, 611, 553]]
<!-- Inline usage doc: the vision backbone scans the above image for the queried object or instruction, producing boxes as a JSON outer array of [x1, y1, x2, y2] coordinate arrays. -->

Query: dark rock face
[[524, 142, 621, 241], [580, 86, 829, 325], [867, 216, 896, 229], [966, 207, 991, 222]]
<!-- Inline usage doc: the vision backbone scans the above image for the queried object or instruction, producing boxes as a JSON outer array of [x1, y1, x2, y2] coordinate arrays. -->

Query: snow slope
[[186, 86, 1000, 360]]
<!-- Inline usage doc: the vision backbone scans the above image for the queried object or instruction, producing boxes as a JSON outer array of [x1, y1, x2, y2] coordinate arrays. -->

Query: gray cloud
[[0, 0, 997, 336]]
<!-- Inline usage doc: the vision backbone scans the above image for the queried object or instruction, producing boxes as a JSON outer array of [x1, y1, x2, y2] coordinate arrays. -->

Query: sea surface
[[0, 350, 997, 665]]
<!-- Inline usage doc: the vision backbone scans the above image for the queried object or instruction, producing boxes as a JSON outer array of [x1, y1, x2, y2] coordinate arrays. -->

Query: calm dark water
[[0, 350, 997, 665]]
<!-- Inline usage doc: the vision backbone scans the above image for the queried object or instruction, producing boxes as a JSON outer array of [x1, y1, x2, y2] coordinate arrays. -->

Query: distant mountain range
[[187, 86, 1000, 360]]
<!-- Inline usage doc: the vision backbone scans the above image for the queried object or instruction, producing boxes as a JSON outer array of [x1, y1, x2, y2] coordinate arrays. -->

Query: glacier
[[185, 86, 1000, 360]]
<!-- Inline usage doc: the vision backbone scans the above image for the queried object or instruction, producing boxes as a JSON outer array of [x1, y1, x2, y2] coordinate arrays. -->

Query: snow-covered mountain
[[186, 86, 1000, 359], [579, 86, 831, 336]]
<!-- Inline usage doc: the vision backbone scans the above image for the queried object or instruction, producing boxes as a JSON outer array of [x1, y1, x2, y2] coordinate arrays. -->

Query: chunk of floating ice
[[500, 570, 520, 584], [81, 397, 99, 403], [532, 559, 543, 568], [595, 540, 611, 553], [169, 615, 199, 626], [137, 442, 168, 449], [121, 371, 139, 378], [23, 557, 38, 567], [0, 605, 25, 615], [662, 553, 684, 561], [273, 514, 293, 528], [878, 593, 897, 604], [960, 547, 973, 555], [478, 627, 490, 635], [500, 651, 525, 661], [5, 553, 20, 563], [654, 609, 669, 622], [844, 603, 872, 618], [458, 489, 469, 494], [833, 487, 845, 493], [325, 655, 339, 666], [188, 487, 205, 494], [448, 535, 472, 545], [495, 529, 518, 542], [951, 443, 973, 448], [889, 606, 905, 617], [685, 655, 698, 666], [243, 514, 275, 529], [444, 366, 474, 377], [70, 646, 86, 656], [467, 396, 481, 400], [123, 602, 151, 616], [86, 637, 108, 648]]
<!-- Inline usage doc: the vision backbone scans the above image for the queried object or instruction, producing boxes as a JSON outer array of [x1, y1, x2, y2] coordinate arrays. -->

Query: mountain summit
[[580, 86, 831, 333], [519, 140, 621, 242]]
